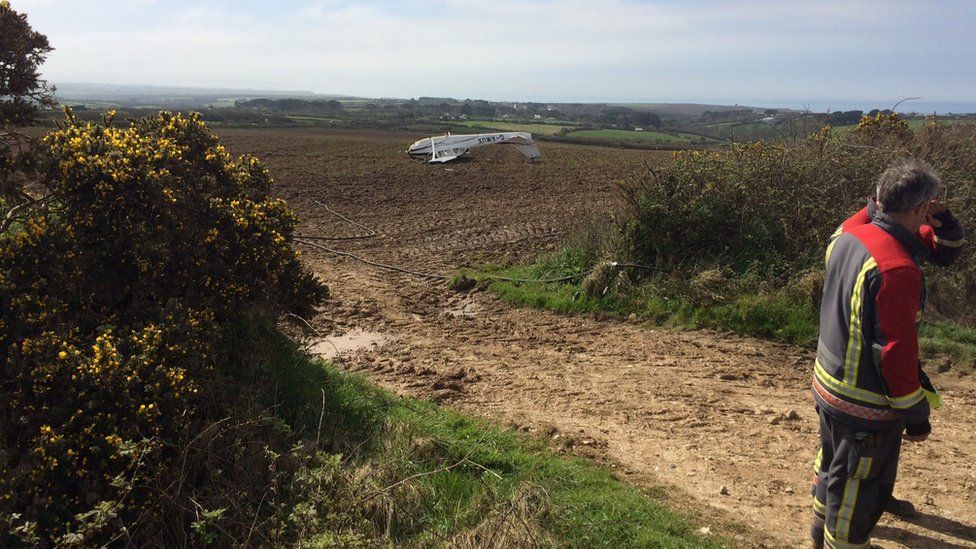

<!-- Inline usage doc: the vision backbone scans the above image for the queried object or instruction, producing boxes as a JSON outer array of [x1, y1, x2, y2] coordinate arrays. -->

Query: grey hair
[[876, 158, 941, 213]]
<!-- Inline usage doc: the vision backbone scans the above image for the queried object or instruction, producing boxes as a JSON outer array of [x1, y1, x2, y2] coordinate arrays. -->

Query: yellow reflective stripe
[[815, 359, 889, 406], [813, 447, 823, 475], [843, 258, 877, 386], [836, 475, 861, 543], [824, 528, 871, 549], [825, 226, 843, 265], [889, 387, 925, 409], [833, 457, 874, 543], [813, 495, 827, 514]]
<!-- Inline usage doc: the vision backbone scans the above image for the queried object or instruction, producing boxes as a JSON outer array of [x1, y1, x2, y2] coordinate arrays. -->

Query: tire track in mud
[[220, 129, 976, 548]]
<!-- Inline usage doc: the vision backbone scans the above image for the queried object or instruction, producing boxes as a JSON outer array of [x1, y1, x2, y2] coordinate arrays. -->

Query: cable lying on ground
[[295, 238, 449, 280], [295, 235, 592, 283], [296, 199, 665, 284], [296, 237, 666, 286], [295, 200, 380, 241]]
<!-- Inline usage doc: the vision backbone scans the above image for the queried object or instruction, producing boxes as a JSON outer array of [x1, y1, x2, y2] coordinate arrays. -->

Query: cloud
[[22, 0, 976, 105]]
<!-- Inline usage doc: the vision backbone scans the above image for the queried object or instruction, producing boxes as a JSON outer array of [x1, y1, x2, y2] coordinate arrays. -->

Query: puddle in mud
[[310, 329, 387, 358]]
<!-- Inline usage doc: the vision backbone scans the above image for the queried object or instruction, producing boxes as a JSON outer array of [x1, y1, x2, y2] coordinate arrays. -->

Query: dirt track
[[221, 128, 976, 547]]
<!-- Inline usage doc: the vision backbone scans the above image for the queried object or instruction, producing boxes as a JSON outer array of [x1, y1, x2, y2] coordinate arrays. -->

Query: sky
[[14, 0, 976, 112]]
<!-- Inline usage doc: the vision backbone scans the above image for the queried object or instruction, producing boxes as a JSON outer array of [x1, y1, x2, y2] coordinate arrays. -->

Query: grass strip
[[478, 255, 976, 371], [273, 330, 722, 547]]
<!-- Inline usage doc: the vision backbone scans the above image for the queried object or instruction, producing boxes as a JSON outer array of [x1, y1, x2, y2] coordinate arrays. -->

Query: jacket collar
[[866, 198, 929, 263]]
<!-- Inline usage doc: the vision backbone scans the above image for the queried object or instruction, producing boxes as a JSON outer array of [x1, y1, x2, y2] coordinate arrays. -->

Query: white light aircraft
[[407, 132, 541, 163]]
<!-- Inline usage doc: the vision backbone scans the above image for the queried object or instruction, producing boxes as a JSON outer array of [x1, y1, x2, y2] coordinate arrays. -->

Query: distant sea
[[583, 96, 976, 115]]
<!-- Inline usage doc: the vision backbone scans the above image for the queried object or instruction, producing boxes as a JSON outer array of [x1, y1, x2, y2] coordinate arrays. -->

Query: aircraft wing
[[407, 132, 541, 163]]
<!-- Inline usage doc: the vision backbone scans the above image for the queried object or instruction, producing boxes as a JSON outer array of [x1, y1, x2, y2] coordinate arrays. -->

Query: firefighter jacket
[[813, 199, 965, 434]]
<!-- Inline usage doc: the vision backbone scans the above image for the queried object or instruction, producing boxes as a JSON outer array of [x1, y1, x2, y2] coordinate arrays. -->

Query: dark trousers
[[811, 408, 903, 548]]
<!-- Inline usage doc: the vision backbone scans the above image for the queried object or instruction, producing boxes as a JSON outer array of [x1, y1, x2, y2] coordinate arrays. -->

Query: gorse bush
[[617, 116, 976, 324], [0, 111, 326, 545]]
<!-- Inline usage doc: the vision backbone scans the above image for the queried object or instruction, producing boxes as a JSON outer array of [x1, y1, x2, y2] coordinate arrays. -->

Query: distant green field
[[450, 120, 576, 136], [566, 128, 712, 144], [286, 114, 339, 123], [205, 99, 238, 108], [830, 117, 975, 134], [701, 121, 740, 128]]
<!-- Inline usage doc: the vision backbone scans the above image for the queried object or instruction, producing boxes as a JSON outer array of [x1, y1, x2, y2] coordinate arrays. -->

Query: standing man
[[810, 158, 965, 548]]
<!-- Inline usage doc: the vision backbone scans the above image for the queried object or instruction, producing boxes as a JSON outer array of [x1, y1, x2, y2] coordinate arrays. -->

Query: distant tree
[[599, 106, 631, 122], [275, 98, 306, 111], [0, 1, 52, 127], [1, 0, 55, 226], [459, 100, 494, 117], [634, 111, 662, 128], [827, 110, 863, 126], [596, 107, 661, 128], [237, 98, 274, 109]]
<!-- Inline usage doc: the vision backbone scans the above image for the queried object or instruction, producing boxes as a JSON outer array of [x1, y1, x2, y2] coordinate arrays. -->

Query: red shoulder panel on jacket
[[841, 207, 871, 232], [846, 223, 917, 272]]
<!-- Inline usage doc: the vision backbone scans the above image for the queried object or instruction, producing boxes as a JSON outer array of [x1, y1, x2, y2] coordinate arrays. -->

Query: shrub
[[0, 111, 326, 545], [617, 116, 976, 324]]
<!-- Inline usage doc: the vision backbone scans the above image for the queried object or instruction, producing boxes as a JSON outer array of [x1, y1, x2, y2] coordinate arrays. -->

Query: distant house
[[533, 114, 542, 119], [634, 127, 644, 132]]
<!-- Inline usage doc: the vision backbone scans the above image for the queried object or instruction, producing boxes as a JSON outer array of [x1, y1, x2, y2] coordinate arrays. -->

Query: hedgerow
[[617, 114, 976, 324], [0, 111, 326, 545]]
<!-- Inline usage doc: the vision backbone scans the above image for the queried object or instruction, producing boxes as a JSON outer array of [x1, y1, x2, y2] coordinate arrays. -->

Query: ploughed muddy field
[[219, 128, 976, 547]]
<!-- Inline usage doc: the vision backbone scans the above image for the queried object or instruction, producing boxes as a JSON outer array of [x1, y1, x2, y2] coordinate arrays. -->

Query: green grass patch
[[390, 397, 721, 547], [919, 322, 976, 368], [479, 252, 976, 370], [566, 129, 713, 144], [490, 274, 819, 347], [477, 250, 818, 347], [272, 326, 721, 546]]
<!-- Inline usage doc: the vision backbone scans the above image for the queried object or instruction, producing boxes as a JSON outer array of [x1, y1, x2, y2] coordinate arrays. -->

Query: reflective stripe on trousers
[[811, 407, 902, 548]]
